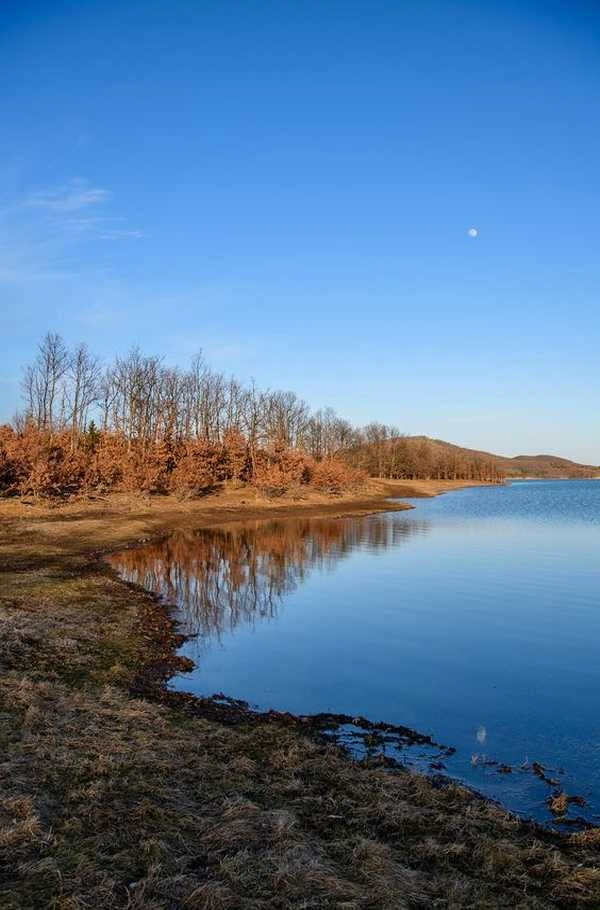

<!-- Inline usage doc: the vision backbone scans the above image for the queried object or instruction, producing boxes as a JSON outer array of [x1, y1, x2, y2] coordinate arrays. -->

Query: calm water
[[109, 480, 600, 825]]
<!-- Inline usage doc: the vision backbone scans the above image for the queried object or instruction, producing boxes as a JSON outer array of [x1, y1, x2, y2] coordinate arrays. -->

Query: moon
[[467, 227, 478, 237]]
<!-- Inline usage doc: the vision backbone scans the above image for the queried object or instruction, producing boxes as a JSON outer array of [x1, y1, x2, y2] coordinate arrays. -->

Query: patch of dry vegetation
[[0, 424, 365, 501], [1, 500, 599, 908]]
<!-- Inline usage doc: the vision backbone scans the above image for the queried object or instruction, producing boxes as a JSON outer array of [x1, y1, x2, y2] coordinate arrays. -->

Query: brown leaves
[[0, 425, 363, 501], [310, 458, 365, 495]]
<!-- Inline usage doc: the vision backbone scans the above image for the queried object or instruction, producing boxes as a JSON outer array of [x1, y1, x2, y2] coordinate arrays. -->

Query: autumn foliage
[[0, 423, 364, 500], [4, 331, 504, 500]]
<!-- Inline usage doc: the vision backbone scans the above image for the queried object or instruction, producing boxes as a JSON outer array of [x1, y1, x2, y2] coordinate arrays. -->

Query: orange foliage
[[253, 442, 313, 496], [170, 440, 226, 497], [84, 432, 128, 491], [0, 426, 20, 494], [123, 439, 180, 494], [0, 424, 364, 500], [0, 424, 86, 497], [222, 429, 250, 482], [310, 457, 365, 494]]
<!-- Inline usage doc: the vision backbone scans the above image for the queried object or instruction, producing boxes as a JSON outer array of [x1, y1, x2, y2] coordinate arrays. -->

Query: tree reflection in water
[[108, 515, 429, 644]]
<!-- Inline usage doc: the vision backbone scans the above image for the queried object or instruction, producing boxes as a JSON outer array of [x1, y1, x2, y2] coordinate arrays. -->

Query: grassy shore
[[1, 480, 599, 909]]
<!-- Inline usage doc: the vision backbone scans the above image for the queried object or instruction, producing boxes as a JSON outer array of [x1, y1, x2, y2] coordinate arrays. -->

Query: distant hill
[[407, 436, 600, 479]]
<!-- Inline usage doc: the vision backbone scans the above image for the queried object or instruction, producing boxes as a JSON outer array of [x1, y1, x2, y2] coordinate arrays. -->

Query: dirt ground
[[1, 480, 599, 909]]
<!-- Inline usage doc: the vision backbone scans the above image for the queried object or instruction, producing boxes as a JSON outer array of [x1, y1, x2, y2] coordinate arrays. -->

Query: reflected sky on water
[[109, 481, 600, 825]]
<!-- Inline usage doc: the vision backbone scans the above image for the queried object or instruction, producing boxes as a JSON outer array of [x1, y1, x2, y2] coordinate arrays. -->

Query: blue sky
[[1, 0, 599, 461]]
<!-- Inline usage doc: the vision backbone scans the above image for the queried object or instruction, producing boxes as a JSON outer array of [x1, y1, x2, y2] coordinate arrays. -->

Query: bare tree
[[21, 332, 70, 432], [68, 343, 101, 449]]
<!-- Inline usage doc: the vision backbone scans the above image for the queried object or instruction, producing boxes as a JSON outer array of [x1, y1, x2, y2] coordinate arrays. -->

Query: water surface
[[109, 480, 600, 824]]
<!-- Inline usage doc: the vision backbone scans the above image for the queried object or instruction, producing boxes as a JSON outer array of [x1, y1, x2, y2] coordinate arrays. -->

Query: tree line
[[343, 427, 505, 482], [19, 332, 356, 458], [0, 331, 503, 498]]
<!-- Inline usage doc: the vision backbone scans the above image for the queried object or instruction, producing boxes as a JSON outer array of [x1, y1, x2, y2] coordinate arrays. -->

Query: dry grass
[[1, 491, 599, 908]]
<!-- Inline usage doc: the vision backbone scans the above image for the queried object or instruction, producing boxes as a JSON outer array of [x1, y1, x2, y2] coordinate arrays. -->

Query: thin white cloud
[[98, 228, 143, 240], [0, 174, 143, 285], [12, 177, 142, 245], [23, 178, 111, 213]]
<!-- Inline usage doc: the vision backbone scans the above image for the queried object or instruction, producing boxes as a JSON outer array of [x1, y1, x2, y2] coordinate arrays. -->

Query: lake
[[109, 480, 600, 825]]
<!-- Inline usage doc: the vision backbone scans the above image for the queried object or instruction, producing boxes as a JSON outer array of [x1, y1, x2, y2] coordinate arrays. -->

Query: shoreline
[[2, 480, 600, 907], [114, 478, 592, 831]]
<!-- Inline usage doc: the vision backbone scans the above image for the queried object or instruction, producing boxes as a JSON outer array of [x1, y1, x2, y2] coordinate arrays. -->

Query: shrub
[[0, 426, 19, 494], [84, 433, 130, 491], [253, 443, 313, 496], [13, 429, 86, 498], [222, 429, 250, 482], [310, 458, 366, 495], [0, 424, 365, 500], [169, 441, 225, 497], [129, 440, 179, 494]]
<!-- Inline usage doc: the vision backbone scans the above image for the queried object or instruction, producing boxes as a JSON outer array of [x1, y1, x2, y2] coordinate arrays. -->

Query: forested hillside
[[344, 433, 503, 481], [404, 437, 600, 479], [344, 433, 598, 481]]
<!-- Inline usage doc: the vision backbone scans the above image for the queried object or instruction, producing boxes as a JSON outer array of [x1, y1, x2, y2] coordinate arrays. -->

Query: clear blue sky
[[1, 0, 599, 461]]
